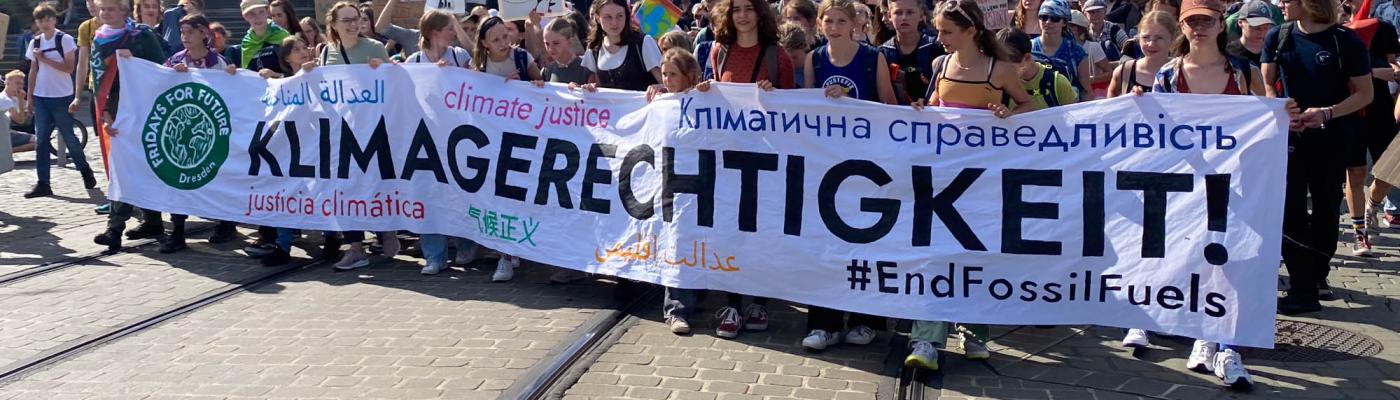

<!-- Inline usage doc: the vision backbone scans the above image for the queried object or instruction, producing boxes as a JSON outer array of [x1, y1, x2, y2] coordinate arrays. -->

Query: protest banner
[[980, 0, 1010, 30], [498, 0, 568, 20], [425, 0, 467, 14], [111, 57, 1288, 348]]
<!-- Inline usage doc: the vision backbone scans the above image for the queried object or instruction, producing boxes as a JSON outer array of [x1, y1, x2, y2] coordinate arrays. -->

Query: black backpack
[[20, 31, 69, 75]]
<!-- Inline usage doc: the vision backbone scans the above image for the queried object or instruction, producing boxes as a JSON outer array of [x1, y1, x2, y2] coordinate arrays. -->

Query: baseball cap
[[1038, 0, 1071, 19], [239, 0, 268, 15], [1178, 0, 1225, 21], [1070, 10, 1090, 28], [1238, 0, 1276, 26], [1083, 0, 1108, 11]]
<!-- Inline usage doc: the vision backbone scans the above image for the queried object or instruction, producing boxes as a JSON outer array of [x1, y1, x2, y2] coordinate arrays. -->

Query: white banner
[[112, 58, 1287, 347]]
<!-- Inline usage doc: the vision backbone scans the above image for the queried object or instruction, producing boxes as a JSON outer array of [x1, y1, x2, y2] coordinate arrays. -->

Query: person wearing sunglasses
[[904, 0, 1034, 371], [1032, 0, 1094, 101]]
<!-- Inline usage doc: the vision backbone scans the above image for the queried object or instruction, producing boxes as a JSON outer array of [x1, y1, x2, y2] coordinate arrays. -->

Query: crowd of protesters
[[8, 0, 1398, 392]]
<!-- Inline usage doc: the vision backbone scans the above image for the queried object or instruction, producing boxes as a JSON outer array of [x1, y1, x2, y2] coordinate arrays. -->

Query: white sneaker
[[1122, 329, 1150, 348], [421, 261, 444, 275], [1365, 206, 1382, 237], [492, 256, 518, 282], [801, 330, 839, 351], [1214, 349, 1253, 391], [960, 335, 990, 360], [667, 316, 691, 334], [381, 234, 401, 258], [1187, 340, 1217, 373], [845, 325, 876, 345], [454, 245, 478, 265], [333, 250, 370, 271]]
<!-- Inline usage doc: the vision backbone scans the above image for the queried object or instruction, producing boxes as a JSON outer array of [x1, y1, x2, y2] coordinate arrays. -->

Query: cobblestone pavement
[[0, 259, 617, 400], [1, 135, 113, 275], [4, 127, 1400, 399]]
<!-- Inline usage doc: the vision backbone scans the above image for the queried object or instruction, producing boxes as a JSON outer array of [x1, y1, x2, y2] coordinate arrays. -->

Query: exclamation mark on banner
[[1204, 174, 1230, 266]]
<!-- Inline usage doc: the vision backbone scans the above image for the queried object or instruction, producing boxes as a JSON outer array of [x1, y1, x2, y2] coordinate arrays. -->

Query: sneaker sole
[[715, 330, 739, 339], [964, 352, 990, 360], [1226, 378, 1253, 392], [334, 260, 371, 271], [1188, 363, 1213, 374], [903, 357, 938, 371], [1122, 341, 1148, 348], [670, 327, 691, 335], [846, 338, 874, 346]]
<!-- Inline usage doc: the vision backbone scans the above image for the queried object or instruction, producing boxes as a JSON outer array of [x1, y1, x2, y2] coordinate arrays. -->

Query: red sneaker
[[743, 303, 769, 331], [715, 307, 741, 339]]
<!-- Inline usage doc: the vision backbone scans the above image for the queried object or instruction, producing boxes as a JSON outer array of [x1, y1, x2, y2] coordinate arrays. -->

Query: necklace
[[952, 54, 976, 71]]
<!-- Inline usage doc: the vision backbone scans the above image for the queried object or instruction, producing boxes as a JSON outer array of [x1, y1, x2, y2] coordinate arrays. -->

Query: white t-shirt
[[406, 46, 473, 68], [24, 31, 77, 98], [581, 35, 662, 73], [1084, 40, 1108, 75]]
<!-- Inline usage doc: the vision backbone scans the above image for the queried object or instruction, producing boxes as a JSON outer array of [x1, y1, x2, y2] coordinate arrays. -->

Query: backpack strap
[[513, 47, 530, 79], [765, 44, 779, 84], [1228, 56, 1253, 94], [714, 44, 730, 79], [319, 43, 330, 65], [1039, 68, 1059, 107], [926, 54, 948, 102]]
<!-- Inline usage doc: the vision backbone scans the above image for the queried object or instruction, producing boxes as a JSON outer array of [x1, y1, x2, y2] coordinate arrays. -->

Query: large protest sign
[[112, 58, 1288, 347]]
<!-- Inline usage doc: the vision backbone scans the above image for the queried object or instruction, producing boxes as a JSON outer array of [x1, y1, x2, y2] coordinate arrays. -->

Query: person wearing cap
[[1084, 0, 1129, 51], [238, 0, 290, 75], [1225, 0, 1281, 41], [1069, 10, 1114, 98], [1263, 0, 1373, 317], [1225, 0, 1276, 66], [1032, 0, 1093, 101], [1153, 0, 1282, 391]]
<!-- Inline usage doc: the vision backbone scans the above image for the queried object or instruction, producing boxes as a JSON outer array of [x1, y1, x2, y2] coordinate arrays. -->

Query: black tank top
[[593, 39, 658, 91]]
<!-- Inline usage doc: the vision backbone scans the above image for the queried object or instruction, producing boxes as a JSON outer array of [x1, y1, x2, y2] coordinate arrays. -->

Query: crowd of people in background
[[6, 0, 1397, 392]]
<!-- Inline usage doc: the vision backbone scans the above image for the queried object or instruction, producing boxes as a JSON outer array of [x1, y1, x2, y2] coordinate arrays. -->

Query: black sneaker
[[1318, 281, 1337, 302], [23, 185, 52, 199], [1278, 295, 1322, 316], [260, 248, 292, 267], [81, 168, 97, 189], [93, 230, 121, 253], [208, 223, 237, 244], [244, 242, 278, 258], [158, 234, 187, 254], [125, 223, 164, 240]]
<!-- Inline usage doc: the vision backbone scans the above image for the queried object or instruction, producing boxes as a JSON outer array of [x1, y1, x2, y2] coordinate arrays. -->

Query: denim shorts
[[9, 131, 33, 148]]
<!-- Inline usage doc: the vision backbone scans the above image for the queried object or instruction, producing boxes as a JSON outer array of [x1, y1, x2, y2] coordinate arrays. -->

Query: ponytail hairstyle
[[546, 14, 582, 52], [471, 16, 507, 72], [587, 0, 644, 50], [936, 0, 1013, 61], [418, 9, 454, 52], [324, 1, 361, 46]]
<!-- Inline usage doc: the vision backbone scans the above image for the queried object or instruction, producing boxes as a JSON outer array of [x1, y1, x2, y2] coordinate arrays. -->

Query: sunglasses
[[1039, 15, 1065, 22], [941, 0, 974, 22]]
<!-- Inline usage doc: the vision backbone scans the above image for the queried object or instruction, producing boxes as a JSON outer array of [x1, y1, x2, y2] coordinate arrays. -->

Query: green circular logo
[[143, 82, 231, 190]]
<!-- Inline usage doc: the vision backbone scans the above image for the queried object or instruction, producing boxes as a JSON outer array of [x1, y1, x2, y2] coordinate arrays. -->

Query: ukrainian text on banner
[[111, 57, 1287, 347]]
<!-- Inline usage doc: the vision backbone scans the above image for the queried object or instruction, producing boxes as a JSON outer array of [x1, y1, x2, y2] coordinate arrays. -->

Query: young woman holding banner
[[581, 0, 663, 92], [319, 1, 396, 272], [1263, 0, 1372, 317], [798, 0, 896, 352], [407, 10, 479, 276], [680, 0, 795, 340], [904, 0, 1034, 371], [1146, 0, 1302, 391]]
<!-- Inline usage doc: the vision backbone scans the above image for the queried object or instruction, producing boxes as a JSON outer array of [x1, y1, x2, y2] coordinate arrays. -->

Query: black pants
[[807, 306, 885, 332], [1281, 126, 1349, 301]]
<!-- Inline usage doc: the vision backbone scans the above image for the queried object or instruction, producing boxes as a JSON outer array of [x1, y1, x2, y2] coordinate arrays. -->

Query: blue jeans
[[33, 95, 89, 186], [420, 234, 478, 264]]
